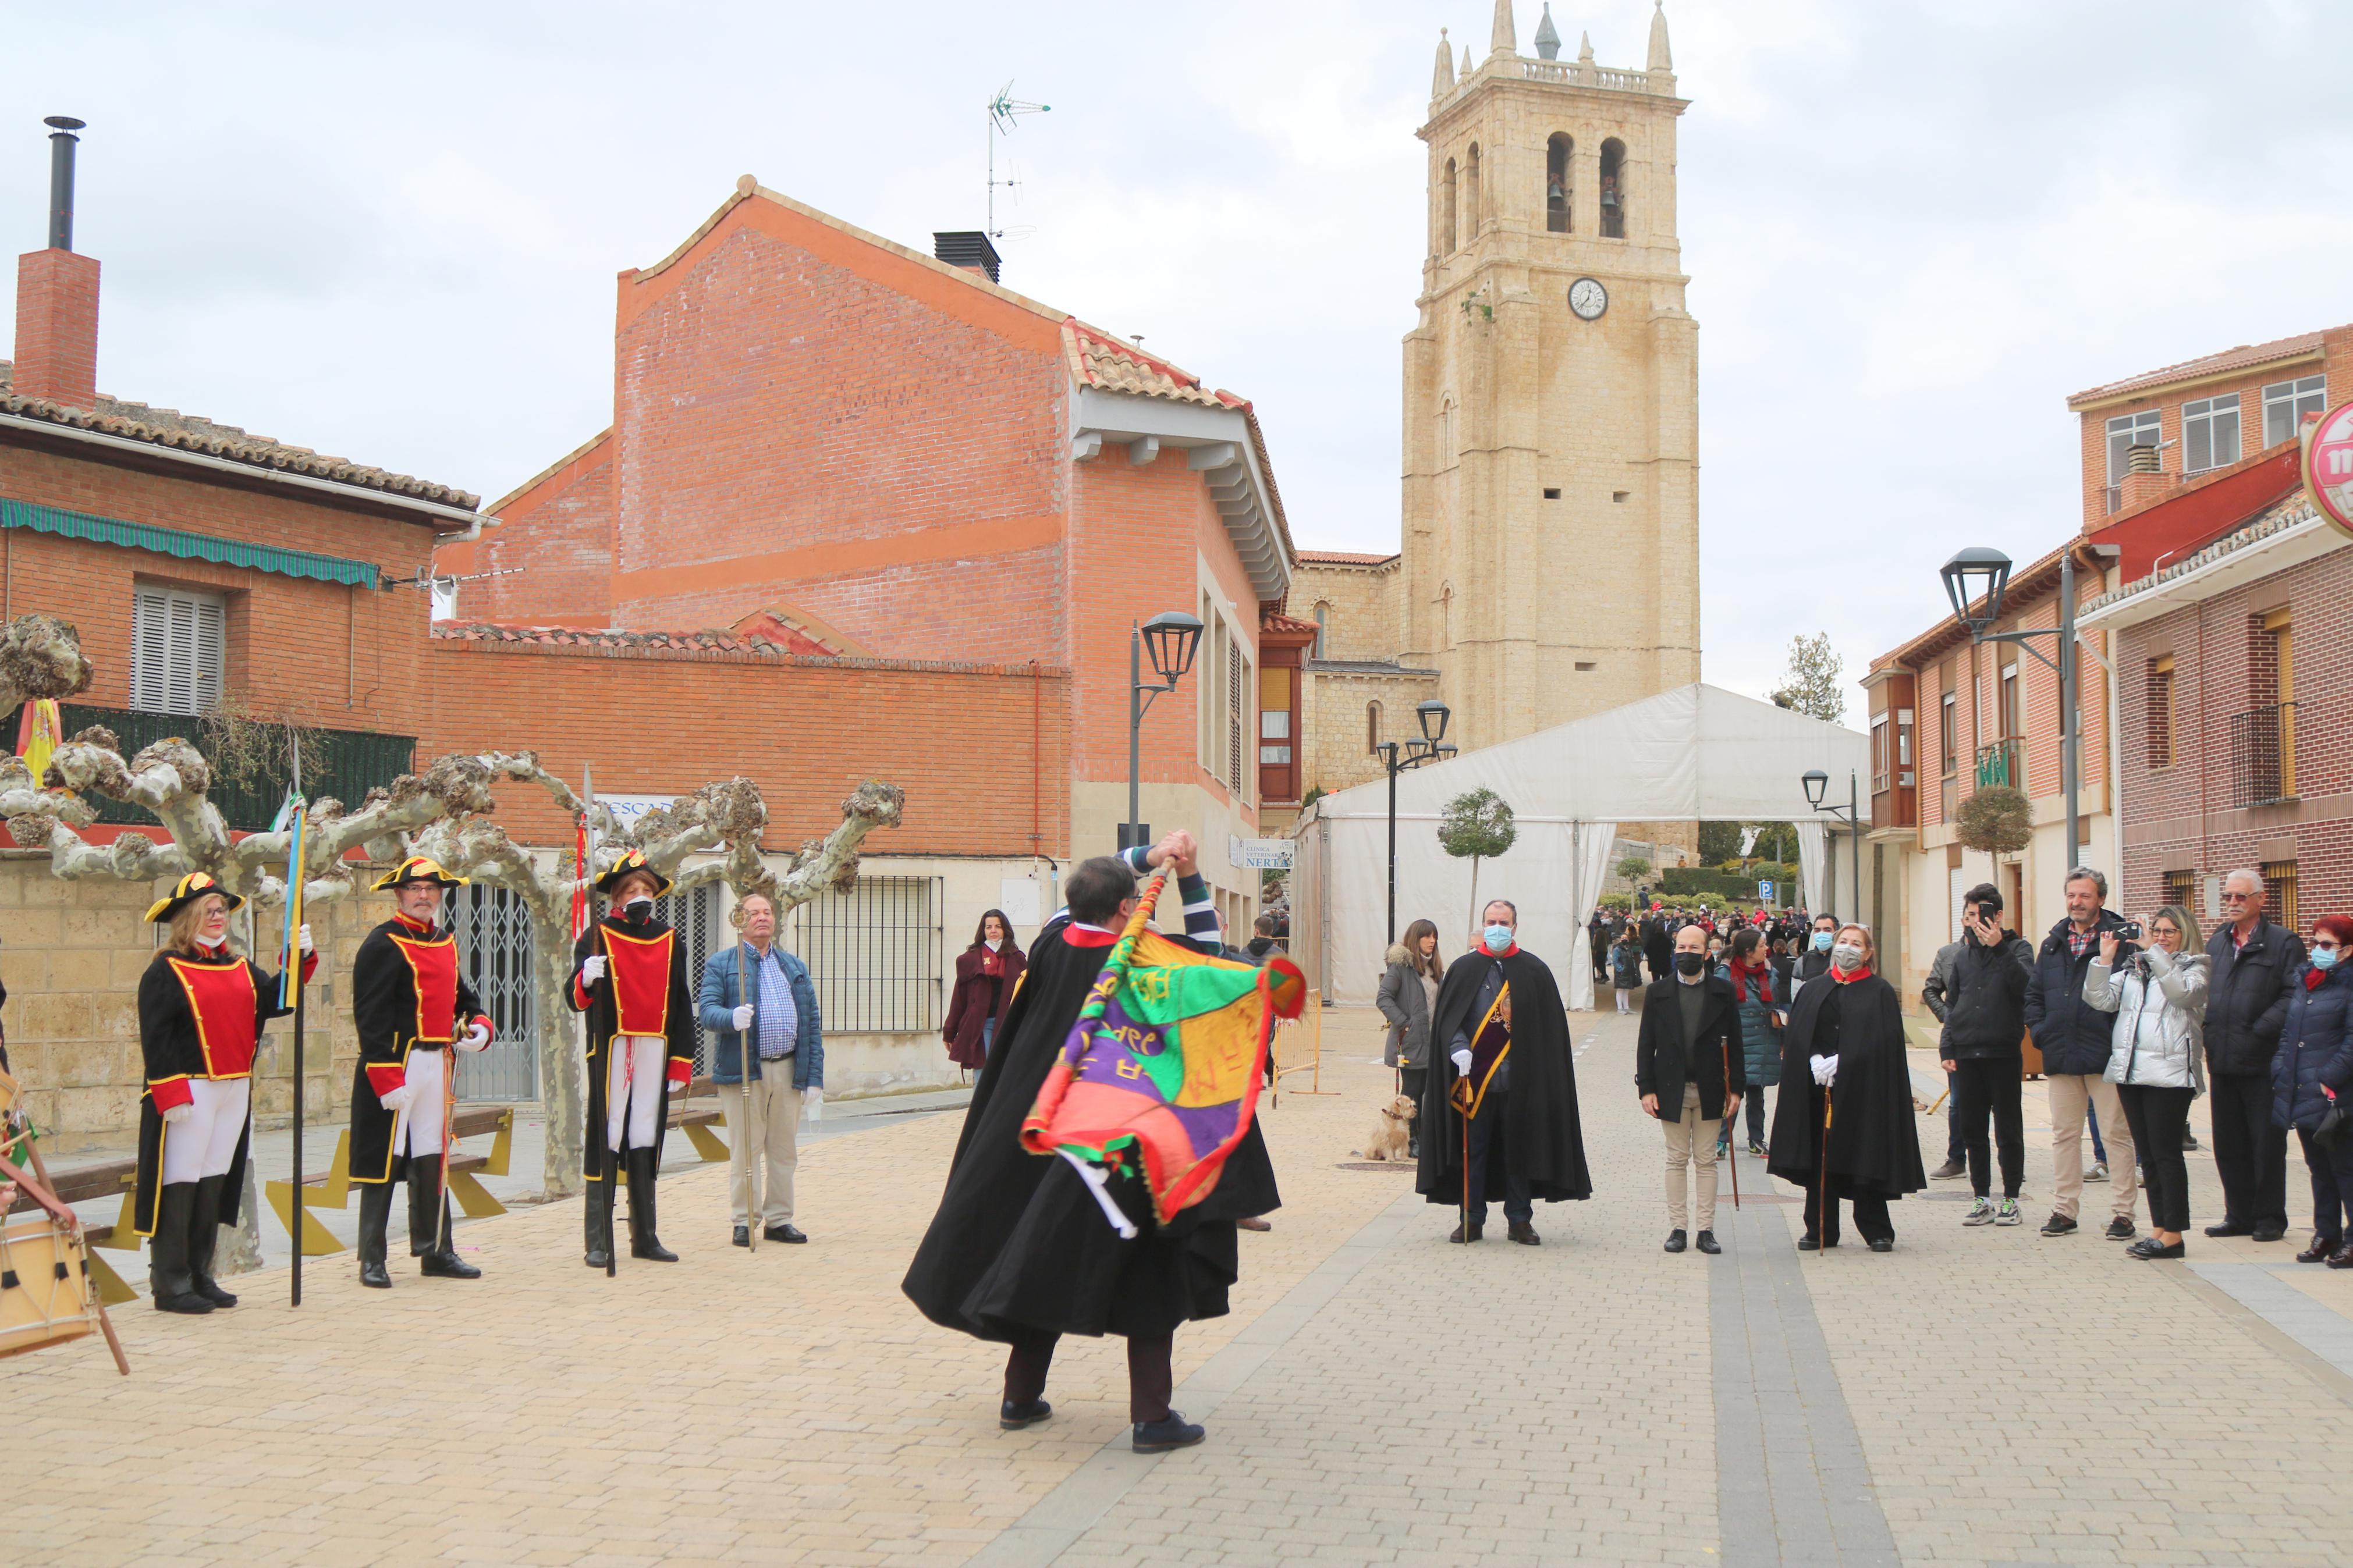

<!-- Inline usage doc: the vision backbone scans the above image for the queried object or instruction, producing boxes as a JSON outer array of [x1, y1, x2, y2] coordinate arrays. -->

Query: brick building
[[1864, 323, 2350, 1007]]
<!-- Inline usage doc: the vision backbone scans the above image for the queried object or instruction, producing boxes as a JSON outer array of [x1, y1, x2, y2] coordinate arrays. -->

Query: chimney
[[932, 230, 1002, 284], [2118, 443, 2172, 511], [13, 116, 101, 409]]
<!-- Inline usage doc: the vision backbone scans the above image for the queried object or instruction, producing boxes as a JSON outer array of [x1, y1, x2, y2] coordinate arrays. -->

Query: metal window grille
[[789, 875, 942, 1033], [449, 884, 538, 1103], [652, 883, 723, 1074], [2162, 870, 2194, 913], [2228, 703, 2295, 807], [2146, 662, 2175, 767], [1974, 738, 2025, 793], [2262, 861, 2299, 937]]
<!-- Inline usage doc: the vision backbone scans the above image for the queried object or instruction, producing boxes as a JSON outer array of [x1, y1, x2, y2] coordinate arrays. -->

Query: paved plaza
[[16, 1007, 2353, 1567]]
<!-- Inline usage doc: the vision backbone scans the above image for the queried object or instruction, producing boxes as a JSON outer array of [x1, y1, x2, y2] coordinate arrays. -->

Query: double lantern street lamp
[[1800, 767, 1862, 928], [1378, 699, 1457, 944], [1126, 611, 1205, 852]]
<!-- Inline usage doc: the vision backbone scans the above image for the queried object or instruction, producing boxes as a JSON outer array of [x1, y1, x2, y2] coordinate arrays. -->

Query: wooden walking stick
[[1721, 1040, 1741, 1211], [736, 934, 759, 1254], [1815, 1085, 1833, 1253]]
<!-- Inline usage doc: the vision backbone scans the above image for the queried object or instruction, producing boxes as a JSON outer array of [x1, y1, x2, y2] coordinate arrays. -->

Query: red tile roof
[[1296, 548, 1399, 566], [1061, 322, 1241, 410], [2065, 329, 2334, 408]]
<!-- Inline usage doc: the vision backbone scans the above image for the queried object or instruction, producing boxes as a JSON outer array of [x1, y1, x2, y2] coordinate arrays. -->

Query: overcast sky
[[6, 1, 2349, 720]]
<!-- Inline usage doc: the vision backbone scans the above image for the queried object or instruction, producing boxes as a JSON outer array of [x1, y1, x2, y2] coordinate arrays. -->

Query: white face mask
[[1830, 942, 1866, 972], [984, 937, 1002, 951]]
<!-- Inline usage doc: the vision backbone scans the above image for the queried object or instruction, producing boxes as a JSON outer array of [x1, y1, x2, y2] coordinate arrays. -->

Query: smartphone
[[2116, 922, 2142, 940]]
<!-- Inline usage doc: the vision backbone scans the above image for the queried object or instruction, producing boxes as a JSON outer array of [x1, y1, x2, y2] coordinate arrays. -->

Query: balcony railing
[[2229, 703, 2298, 807], [24, 703, 417, 831], [1975, 738, 2027, 794]]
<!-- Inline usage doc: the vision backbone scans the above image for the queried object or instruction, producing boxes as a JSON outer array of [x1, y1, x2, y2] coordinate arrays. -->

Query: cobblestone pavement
[[14, 1005, 2353, 1566]]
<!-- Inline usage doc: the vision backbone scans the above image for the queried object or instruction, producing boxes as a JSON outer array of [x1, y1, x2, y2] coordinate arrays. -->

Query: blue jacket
[[1716, 961, 1783, 1086], [696, 941, 823, 1090], [2023, 911, 2134, 1077], [2271, 965, 2353, 1133]]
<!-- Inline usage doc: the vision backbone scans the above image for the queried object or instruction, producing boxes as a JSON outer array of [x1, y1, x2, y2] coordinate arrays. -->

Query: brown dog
[[1360, 1093, 1418, 1161]]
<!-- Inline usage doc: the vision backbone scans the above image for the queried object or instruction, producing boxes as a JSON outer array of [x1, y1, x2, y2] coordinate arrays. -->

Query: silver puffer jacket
[[2084, 947, 2208, 1093]]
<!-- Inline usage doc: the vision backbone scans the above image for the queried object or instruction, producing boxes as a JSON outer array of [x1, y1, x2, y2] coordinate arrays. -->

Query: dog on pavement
[[1360, 1093, 1417, 1162]]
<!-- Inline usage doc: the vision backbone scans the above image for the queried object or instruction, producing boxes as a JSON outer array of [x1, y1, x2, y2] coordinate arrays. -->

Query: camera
[[2116, 922, 2142, 941]]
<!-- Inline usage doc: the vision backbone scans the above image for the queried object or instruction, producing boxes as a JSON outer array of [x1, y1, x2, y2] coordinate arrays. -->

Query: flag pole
[[286, 729, 307, 1309]]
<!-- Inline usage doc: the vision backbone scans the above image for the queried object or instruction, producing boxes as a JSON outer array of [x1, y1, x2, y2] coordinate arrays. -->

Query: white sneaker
[[1996, 1198, 2024, 1226], [1963, 1197, 1996, 1226], [2087, 1162, 2110, 1182]]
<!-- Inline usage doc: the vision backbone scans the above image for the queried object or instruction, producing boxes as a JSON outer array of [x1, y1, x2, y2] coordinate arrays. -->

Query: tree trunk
[[1467, 855, 1482, 944], [533, 916, 585, 1198]]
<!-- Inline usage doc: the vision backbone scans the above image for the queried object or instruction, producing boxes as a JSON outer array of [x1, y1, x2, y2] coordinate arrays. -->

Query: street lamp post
[[1376, 699, 1457, 944], [1801, 767, 1862, 926], [1940, 545, 2081, 876], [1127, 611, 1204, 852]]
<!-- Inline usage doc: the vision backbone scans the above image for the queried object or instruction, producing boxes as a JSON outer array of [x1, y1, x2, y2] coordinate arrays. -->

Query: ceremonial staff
[[583, 766, 617, 1279], [736, 932, 759, 1254], [1720, 1038, 1740, 1212], [1815, 1085, 1833, 1257], [281, 733, 310, 1308]]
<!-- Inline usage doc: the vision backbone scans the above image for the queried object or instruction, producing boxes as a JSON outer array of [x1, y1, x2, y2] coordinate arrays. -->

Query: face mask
[[2314, 949, 2341, 972], [1484, 925, 1514, 954], [984, 937, 1002, 951], [1675, 952, 1707, 976], [1812, 931, 1834, 952], [1831, 942, 1866, 972], [624, 896, 654, 920]]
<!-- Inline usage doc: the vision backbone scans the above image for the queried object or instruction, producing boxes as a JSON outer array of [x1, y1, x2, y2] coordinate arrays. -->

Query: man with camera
[[2023, 868, 2141, 1240], [1936, 885, 2035, 1226]]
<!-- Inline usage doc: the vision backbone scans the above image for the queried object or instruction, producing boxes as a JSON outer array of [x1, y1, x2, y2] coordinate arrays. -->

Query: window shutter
[[129, 585, 226, 715], [1228, 650, 1245, 795]]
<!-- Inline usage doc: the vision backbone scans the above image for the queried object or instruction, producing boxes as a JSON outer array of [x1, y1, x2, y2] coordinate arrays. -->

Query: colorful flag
[[15, 698, 62, 788], [274, 790, 307, 1009], [1021, 872, 1305, 1236]]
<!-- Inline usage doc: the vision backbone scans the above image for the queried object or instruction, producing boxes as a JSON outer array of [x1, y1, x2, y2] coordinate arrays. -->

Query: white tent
[[1289, 684, 1870, 1010]]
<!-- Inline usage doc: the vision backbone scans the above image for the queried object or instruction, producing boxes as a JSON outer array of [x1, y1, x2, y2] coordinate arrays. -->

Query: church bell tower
[[1402, 1, 1699, 753]]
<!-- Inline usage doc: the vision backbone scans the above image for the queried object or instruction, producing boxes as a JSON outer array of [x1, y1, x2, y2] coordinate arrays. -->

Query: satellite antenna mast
[[986, 81, 1050, 239]]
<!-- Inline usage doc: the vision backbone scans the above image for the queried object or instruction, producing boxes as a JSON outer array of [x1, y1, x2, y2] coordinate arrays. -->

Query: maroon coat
[[945, 943, 1025, 1068]]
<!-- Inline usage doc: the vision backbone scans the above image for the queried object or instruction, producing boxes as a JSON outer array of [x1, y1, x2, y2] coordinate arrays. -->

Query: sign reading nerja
[[2303, 399, 2353, 540]]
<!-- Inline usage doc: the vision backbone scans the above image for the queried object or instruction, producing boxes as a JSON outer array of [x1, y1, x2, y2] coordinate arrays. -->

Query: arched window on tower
[[1440, 158, 1459, 253], [1463, 144, 1482, 240], [1367, 701, 1384, 756], [1599, 138, 1627, 239], [1545, 134, 1573, 233]]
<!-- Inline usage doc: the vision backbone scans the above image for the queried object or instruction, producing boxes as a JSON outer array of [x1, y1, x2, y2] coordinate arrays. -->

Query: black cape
[[348, 916, 491, 1185], [902, 918, 1280, 1343], [132, 948, 294, 1236], [567, 913, 697, 1184], [1415, 947, 1592, 1205], [1764, 973, 1926, 1197]]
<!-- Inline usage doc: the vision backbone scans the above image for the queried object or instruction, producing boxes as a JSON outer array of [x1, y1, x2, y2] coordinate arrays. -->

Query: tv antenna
[[987, 81, 1050, 239]]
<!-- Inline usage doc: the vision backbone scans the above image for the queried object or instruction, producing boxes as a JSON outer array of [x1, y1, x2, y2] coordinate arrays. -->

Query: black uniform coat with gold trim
[[568, 911, 696, 1183], [133, 945, 301, 1236], [1414, 947, 1593, 1206], [349, 913, 492, 1184]]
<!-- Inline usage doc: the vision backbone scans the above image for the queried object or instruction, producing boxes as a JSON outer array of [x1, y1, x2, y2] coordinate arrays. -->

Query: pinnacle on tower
[[1489, 0, 1516, 59], [1534, 3, 1560, 60], [1461, 44, 1475, 78], [1433, 27, 1456, 95], [1578, 30, 1595, 64], [1648, 0, 1673, 73]]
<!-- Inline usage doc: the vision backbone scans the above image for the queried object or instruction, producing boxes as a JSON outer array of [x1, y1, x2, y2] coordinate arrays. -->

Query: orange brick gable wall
[[1, 445, 442, 738], [418, 635, 1070, 858], [436, 433, 615, 628]]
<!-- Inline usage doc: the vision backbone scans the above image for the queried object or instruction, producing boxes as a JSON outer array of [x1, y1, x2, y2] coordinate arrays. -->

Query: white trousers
[[729, 1069, 801, 1226], [606, 1034, 668, 1153], [395, 1048, 449, 1160], [161, 1078, 251, 1185]]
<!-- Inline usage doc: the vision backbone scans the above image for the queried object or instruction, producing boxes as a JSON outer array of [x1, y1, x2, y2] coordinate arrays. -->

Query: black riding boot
[[188, 1174, 237, 1307], [584, 1165, 616, 1270], [408, 1155, 480, 1278], [626, 1147, 677, 1261], [148, 1182, 213, 1314], [357, 1179, 396, 1288]]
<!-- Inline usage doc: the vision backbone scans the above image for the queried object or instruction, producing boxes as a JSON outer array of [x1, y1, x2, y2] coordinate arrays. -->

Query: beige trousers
[[729, 1066, 801, 1228], [1663, 1082, 1721, 1232], [2049, 1072, 2137, 1222]]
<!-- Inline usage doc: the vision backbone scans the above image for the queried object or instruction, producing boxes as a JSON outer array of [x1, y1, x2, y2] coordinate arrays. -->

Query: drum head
[[0, 1213, 96, 1359]]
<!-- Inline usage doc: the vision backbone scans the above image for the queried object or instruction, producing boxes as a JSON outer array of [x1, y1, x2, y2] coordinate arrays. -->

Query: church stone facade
[[1290, 1, 1699, 810]]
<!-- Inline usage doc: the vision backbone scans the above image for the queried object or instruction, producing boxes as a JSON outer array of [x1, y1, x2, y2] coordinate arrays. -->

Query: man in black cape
[[1415, 899, 1592, 1243], [902, 833, 1277, 1454], [1765, 924, 1926, 1251]]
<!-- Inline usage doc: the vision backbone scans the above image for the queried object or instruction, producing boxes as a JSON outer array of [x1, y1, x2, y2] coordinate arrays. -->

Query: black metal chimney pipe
[[44, 115, 85, 252]]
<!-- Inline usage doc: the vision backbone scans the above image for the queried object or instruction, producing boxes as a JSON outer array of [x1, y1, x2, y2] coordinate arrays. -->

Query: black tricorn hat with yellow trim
[[595, 848, 673, 899], [370, 855, 470, 893], [145, 872, 246, 924]]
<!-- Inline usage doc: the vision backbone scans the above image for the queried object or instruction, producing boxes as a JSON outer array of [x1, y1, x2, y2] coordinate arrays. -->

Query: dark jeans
[[1003, 1328, 1174, 1424], [1951, 1056, 2025, 1199], [1945, 1069, 1965, 1164], [1400, 1067, 1428, 1149], [2088, 1101, 2107, 1165], [2118, 1083, 2195, 1233], [2212, 1072, 2291, 1231], [1464, 1093, 1533, 1226], [1717, 1086, 1769, 1147], [2297, 1127, 2353, 1246], [1804, 1178, 1893, 1245]]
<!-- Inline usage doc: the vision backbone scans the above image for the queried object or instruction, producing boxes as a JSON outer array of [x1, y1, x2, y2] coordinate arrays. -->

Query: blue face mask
[[2315, 948, 2341, 972], [1812, 930, 1834, 952], [1484, 924, 1514, 954]]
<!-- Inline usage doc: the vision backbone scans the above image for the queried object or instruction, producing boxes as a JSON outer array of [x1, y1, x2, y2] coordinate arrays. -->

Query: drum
[[0, 1210, 98, 1359]]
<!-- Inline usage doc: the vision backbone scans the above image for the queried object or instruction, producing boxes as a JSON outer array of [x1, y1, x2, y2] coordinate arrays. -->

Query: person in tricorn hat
[[133, 872, 314, 1314], [569, 849, 697, 1267], [349, 855, 495, 1288]]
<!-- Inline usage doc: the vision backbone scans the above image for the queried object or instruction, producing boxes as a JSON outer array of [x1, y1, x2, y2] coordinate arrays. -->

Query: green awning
[[0, 496, 385, 588]]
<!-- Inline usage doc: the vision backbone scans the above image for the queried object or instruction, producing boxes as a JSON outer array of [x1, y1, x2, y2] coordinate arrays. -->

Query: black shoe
[[2331, 1243, 2353, 1270], [2040, 1212, 2078, 1237], [624, 1149, 677, 1261], [359, 1259, 392, 1288], [188, 1175, 237, 1307], [999, 1399, 1052, 1430], [2181, 1130, 2199, 1150], [1507, 1221, 1539, 1246], [2132, 1239, 2187, 1260], [1449, 1222, 1483, 1243], [148, 1182, 214, 1315], [1695, 1231, 1721, 1256], [733, 1225, 751, 1248], [1797, 1233, 1820, 1252], [420, 1250, 480, 1279], [2253, 1224, 2288, 1243], [2205, 1220, 2252, 1238], [2297, 1236, 2338, 1264], [1663, 1229, 1688, 1254], [1132, 1411, 1206, 1453], [765, 1222, 808, 1244], [1868, 1237, 1894, 1253], [357, 1179, 396, 1287], [2104, 1217, 2137, 1241]]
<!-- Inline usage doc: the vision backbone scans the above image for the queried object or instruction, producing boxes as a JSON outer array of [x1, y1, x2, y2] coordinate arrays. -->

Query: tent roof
[[1304, 684, 1871, 827]]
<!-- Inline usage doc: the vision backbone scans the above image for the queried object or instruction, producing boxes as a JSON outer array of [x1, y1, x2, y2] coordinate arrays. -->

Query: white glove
[[1451, 1048, 1474, 1076], [580, 955, 606, 983], [459, 1021, 492, 1053], [1809, 1054, 1839, 1087], [297, 922, 315, 956], [379, 1085, 417, 1114], [161, 1103, 193, 1125], [803, 1085, 824, 1122], [732, 1004, 754, 1030]]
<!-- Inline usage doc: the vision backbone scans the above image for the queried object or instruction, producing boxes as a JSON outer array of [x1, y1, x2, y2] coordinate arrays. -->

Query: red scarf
[[1730, 957, 1774, 1005], [1830, 963, 1874, 985], [2307, 965, 2335, 993]]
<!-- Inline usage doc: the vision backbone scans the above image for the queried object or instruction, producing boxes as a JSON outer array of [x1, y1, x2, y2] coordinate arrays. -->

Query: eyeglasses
[[2316, 942, 2343, 955], [2221, 893, 2256, 902]]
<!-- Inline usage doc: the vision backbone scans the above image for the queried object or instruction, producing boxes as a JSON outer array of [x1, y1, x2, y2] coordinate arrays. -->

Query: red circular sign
[[2305, 399, 2353, 539]]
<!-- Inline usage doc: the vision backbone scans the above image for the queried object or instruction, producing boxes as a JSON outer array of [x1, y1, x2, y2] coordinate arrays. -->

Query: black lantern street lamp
[[1939, 543, 2087, 877], [1800, 767, 1863, 926], [1939, 546, 2013, 635], [1378, 700, 1457, 944], [1126, 612, 1204, 851]]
